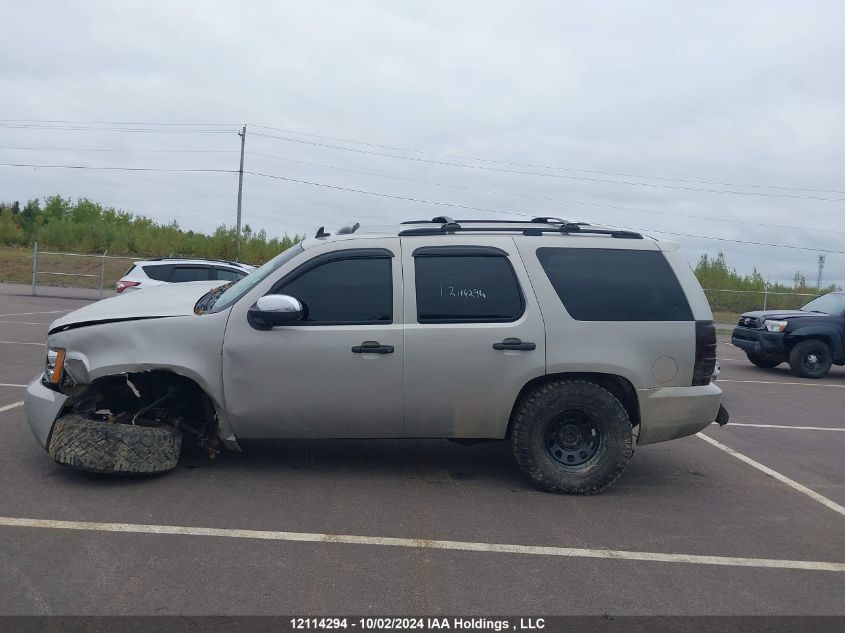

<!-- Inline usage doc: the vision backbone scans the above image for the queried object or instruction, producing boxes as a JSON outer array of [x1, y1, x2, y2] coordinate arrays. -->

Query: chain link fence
[[30, 242, 137, 298], [21, 243, 828, 320], [703, 288, 821, 326]]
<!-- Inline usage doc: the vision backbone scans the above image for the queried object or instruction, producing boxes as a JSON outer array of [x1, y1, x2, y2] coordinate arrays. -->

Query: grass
[[0, 245, 134, 290], [712, 310, 741, 326]]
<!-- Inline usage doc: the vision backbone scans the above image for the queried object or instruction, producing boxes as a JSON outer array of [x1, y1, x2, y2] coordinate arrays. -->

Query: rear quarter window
[[536, 247, 693, 321], [142, 264, 173, 282]]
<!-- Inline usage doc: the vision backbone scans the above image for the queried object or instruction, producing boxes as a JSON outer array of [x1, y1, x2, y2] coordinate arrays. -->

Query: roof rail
[[401, 216, 577, 225], [142, 257, 246, 266], [399, 217, 643, 240]]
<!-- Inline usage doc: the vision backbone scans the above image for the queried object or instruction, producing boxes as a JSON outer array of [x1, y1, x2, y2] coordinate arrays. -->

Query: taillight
[[692, 320, 717, 386], [115, 280, 140, 293]]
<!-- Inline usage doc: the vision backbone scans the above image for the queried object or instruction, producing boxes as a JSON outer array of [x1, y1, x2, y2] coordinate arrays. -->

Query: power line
[[250, 132, 845, 202], [7, 140, 838, 233], [0, 124, 234, 134], [3, 161, 844, 255], [0, 119, 238, 126], [245, 169, 845, 254], [0, 163, 235, 174], [0, 146, 238, 153], [246, 150, 845, 236], [6, 119, 841, 195], [624, 227, 845, 255], [250, 123, 845, 196], [244, 170, 527, 218]]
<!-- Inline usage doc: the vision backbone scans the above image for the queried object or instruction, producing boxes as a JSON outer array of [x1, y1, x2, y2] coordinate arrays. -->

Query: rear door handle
[[493, 338, 536, 351], [351, 341, 394, 354]]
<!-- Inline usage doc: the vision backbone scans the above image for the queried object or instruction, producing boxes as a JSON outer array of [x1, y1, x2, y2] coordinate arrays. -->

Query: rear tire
[[511, 380, 633, 495], [788, 339, 833, 379], [746, 353, 781, 369], [48, 414, 182, 475]]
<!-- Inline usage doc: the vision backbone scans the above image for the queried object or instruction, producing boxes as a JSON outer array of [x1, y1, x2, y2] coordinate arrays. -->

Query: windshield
[[208, 242, 304, 312], [799, 293, 845, 315]]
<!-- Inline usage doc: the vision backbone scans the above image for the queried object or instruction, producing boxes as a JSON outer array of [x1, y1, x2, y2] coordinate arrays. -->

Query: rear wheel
[[746, 352, 782, 368], [511, 380, 633, 495], [48, 414, 182, 475], [788, 339, 833, 379]]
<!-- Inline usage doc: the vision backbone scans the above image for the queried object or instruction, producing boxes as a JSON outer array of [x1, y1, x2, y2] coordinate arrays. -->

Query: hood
[[739, 309, 826, 322], [49, 280, 224, 334]]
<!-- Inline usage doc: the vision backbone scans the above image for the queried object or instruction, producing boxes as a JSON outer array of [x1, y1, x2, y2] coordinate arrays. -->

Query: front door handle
[[493, 337, 536, 351], [351, 341, 394, 354]]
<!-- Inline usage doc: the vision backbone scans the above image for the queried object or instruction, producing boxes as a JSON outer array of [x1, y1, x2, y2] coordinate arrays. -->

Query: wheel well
[[785, 334, 834, 354], [69, 369, 221, 455], [506, 372, 640, 438]]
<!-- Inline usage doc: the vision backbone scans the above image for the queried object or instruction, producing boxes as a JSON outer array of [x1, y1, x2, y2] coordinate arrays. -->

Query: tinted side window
[[142, 264, 172, 281], [216, 267, 247, 281], [279, 257, 392, 324], [536, 248, 693, 321], [171, 266, 211, 282], [415, 256, 524, 323]]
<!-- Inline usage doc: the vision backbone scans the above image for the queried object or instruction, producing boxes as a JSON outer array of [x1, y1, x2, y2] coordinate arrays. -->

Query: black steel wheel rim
[[803, 348, 826, 372], [544, 410, 601, 467]]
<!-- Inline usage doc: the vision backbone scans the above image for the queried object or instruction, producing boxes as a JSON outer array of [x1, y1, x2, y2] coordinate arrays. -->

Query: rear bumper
[[731, 328, 787, 358], [637, 382, 723, 445], [24, 375, 67, 450]]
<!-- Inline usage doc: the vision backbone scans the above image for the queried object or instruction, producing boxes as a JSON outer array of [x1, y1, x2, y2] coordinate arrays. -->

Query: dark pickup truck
[[731, 291, 845, 378]]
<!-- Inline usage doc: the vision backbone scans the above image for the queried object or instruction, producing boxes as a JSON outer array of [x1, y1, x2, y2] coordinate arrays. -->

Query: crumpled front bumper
[[24, 375, 67, 449]]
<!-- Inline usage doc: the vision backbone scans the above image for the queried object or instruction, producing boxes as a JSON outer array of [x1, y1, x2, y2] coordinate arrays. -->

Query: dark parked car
[[731, 292, 845, 378]]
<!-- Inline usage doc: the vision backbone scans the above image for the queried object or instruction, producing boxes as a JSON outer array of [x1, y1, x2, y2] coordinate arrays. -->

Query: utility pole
[[816, 254, 826, 288], [235, 125, 246, 261]]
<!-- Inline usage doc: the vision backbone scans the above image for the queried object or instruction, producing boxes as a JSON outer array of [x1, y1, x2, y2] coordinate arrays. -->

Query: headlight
[[45, 347, 66, 384], [763, 319, 788, 333]]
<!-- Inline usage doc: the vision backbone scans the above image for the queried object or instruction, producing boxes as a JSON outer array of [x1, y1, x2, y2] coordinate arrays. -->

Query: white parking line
[[0, 341, 45, 346], [713, 422, 845, 432], [696, 432, 845, 518], [0, 383, 26, 388], [0, 401, 23, 413], [0, 320, 48, 325], [718, 379, 845, 389], [0, 310, 68, 317], [0, 515, 842, 572]]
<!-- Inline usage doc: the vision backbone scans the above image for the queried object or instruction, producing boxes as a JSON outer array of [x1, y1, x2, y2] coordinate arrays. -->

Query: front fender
[[46, 311, 239, 448], [786, 325, 844, 361]]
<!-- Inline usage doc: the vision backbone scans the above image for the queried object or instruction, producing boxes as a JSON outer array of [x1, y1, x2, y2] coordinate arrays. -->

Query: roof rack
[[398, 217, 641, 239], [401, 216, 579, 225]]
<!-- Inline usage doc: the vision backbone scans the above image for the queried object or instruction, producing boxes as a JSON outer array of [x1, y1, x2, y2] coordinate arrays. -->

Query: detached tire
[[511, 380, 633, 495], [48, 414, 182, 475], [788, 339, 833, 379], [746, 353, 781, 368]]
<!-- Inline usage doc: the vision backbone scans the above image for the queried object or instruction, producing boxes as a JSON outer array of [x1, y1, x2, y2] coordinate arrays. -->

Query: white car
[[115, 258, 256, 294]]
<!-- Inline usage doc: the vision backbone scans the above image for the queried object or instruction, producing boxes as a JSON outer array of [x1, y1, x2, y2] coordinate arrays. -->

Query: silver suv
[[25, 217, 727, 494]]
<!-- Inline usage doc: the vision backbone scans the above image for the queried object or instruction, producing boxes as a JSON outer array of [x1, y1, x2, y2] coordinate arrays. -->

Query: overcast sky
[[2, 1, 844, 285]]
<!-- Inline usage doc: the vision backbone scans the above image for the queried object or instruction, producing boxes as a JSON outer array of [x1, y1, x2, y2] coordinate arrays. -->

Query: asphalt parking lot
[[0, 283, 843, 616]]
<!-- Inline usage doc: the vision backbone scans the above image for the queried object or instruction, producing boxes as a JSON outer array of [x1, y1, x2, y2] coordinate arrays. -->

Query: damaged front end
[[67, 371, 223, 460], [27, 367, 225, 475]]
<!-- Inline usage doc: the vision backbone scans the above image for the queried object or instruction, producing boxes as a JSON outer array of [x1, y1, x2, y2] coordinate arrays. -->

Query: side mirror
[[248, 294, 304, 329]]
